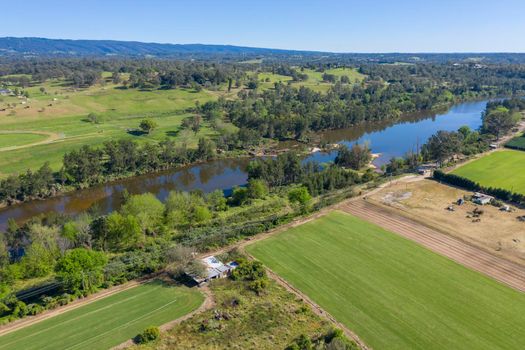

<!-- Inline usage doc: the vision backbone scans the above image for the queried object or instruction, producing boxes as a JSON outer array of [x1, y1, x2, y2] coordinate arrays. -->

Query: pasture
[[0, 281, 203, 350], [247, 211, 525, 350], [505, 133, 525, 151], [258, 67, 364, 92], [0, 133, 48, 149], [0, 78, 223, 175], [451, 149, 525, 194]]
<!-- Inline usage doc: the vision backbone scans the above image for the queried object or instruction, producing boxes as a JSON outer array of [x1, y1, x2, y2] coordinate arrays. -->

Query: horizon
[[1, 0, 525, 53], [3, 36, 525, 55]]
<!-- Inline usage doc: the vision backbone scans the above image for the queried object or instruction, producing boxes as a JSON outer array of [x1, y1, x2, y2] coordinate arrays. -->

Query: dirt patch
[[367, 179, 525, 265]]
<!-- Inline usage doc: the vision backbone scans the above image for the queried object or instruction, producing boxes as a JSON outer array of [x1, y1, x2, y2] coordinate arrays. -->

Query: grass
[[257, 67, 365, 92], [0, 281, 204, 350], [138, 278, 333, 350], [451, 149, 525, 194], [0, 133, 48, 148], [0, 78, 223, 175], [247, 211, 525, 350]]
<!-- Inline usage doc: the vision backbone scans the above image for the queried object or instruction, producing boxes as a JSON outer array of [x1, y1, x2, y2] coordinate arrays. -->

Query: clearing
[[367, 178, 525, 264], [0, 281, 203, 350], [247, 211, 525, 350], [450, 149, 525, 194]]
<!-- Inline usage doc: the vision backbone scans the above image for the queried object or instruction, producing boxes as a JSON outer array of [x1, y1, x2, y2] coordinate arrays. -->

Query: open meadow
[[258, 67, 364, 92], [247, 211, 525, 350], [0, 281, 203, 350], [451, 149, 525, 195], [0, 78, 224, 176]]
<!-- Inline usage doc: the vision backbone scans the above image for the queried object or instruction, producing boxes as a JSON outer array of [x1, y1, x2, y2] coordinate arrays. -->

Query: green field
[[0, 281, 203, 350], [451, 149, 525, 194], [247, 211, 525, 350], [0, 77, 231, 176], [258, 67, 365, 92], [0, 133, 48, 148]]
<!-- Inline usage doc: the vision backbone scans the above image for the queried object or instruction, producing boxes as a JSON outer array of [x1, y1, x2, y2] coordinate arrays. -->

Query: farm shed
[[188, 255, 238, 285], [472, 192, 494, 205]]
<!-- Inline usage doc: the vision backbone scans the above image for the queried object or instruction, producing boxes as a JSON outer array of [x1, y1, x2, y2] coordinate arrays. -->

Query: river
[[0, 99, 490, 231]]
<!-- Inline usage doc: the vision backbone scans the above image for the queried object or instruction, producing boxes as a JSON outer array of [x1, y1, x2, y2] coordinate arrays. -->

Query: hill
[[2, 37, 525, 63]]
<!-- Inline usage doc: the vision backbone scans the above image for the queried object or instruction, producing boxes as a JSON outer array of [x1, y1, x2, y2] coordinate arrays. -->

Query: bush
[[135, 326, 160, 344]]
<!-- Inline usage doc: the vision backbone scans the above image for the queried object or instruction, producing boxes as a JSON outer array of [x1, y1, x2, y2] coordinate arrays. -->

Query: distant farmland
[[0, 281, 203, 350], [451, 149, 525, 194], [247, 211, 525, 350]]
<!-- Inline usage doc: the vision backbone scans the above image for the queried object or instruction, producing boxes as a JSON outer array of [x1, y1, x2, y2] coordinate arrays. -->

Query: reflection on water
[[308, 100, 487, 166], [0, 100, 490, 230], [0, 158, 250, 231]]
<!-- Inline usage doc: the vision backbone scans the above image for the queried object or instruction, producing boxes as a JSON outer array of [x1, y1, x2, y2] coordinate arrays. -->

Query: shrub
[[135, 326, 160, 344]]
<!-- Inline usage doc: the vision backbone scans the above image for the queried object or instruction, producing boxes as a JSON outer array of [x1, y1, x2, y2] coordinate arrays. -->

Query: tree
[[120, 193, 164, 235], [482, 106, 519, 139], [422, 130, 462, 165], [87, 113, 101, 124], [104, 212, 142, 251], [55, 248, 108, 294], [186, 259, 207, 278], [139, 119, 158, 134], [288, 186, 312, 205], [335, 144, 372, 170], [135, 326, 160, 344], [247, 179, 269, 199]]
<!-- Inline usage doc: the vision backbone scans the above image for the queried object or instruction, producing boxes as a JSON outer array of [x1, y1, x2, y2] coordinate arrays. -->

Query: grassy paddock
[[0, 281, 203, 350], [247, 211, 525, 350], [451, 149, 525, 194], [0, 133, 48, 148]]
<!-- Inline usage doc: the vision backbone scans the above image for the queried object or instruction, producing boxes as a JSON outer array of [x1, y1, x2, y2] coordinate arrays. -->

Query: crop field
[[451, 149, 525, 194], [0, 281, 203, 350], [247, 211, 525, 350]]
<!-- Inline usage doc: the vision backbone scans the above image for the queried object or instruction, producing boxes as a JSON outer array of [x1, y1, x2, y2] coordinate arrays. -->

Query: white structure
[[472, 192, 494, 205], [188, 255, 238, 285]]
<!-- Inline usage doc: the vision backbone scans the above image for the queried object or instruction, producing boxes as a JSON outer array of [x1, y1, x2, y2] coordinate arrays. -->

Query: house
[[188, 255, 238, 286], [472, 192, 494, 205], [489, 143, 498, 150]]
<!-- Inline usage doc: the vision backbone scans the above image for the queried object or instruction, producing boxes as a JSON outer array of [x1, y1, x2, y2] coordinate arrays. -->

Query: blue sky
[[2, 0, 524, 52]]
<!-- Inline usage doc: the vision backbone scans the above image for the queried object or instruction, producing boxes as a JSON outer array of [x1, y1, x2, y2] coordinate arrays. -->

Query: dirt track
[[0, 130, 63, 152], [340, 200, 525, 293]]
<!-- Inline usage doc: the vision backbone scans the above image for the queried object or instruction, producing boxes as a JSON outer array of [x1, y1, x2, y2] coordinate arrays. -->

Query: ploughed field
[[0, 281, 203, 350], [246, 211, 525, 350], [451, 149, 525, 195]]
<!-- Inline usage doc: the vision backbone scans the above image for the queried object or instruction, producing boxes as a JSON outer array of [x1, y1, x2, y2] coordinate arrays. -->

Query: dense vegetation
[[0, 151, 373, 325]]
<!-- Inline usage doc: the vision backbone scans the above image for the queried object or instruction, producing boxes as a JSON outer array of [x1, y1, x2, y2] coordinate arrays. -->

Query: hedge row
[[433, 170, 525, 204]]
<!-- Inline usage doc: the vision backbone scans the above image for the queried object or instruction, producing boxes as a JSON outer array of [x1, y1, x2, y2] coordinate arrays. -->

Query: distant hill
[[1, 37, 525, 63], [0, 37, 323, 60]]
